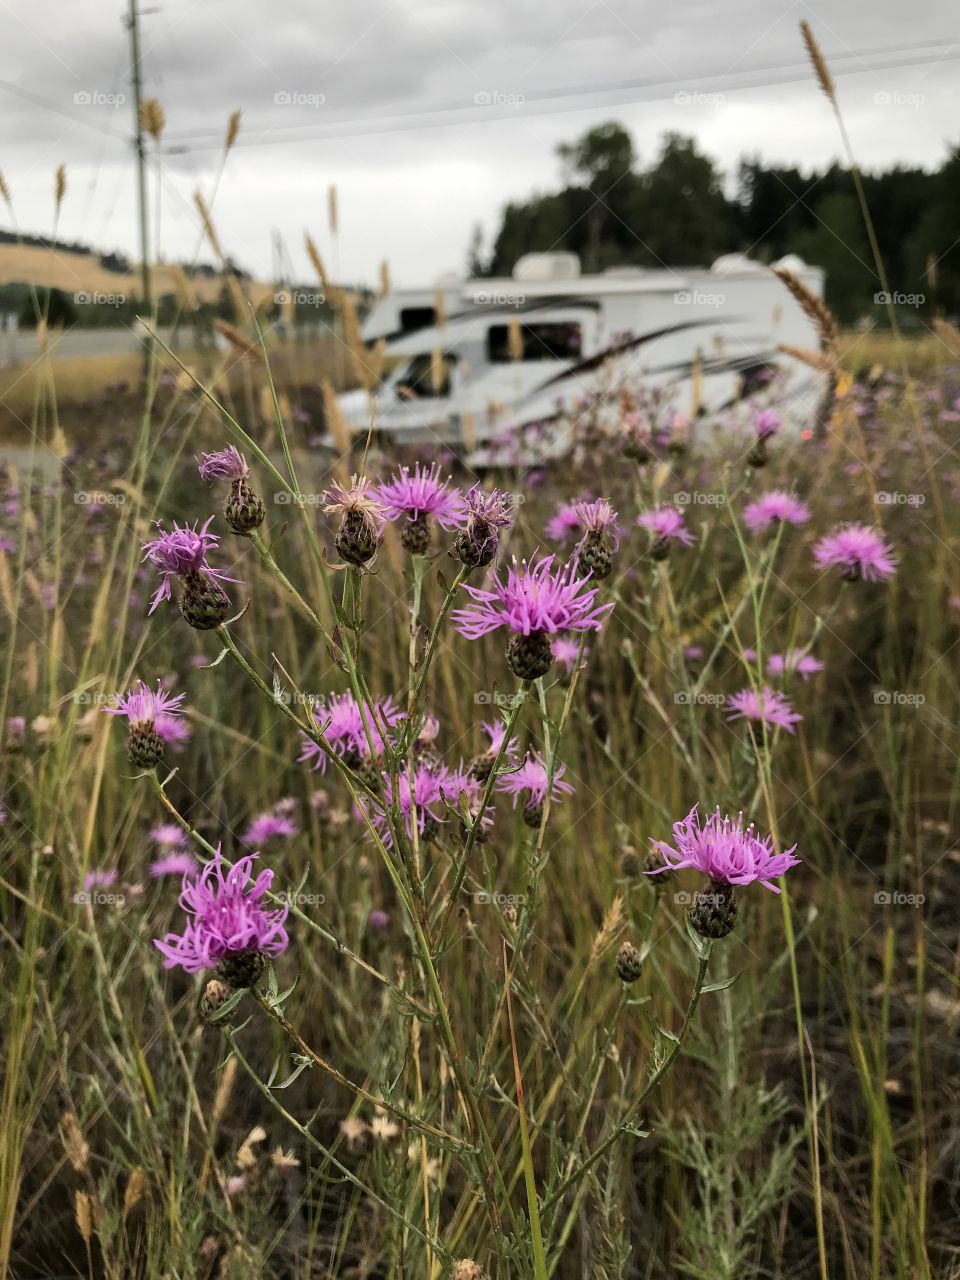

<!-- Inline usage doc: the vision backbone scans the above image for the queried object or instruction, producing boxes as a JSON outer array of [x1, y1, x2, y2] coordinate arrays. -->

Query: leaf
[[702, 972, 742, 994], [684, 913, 710, 958]]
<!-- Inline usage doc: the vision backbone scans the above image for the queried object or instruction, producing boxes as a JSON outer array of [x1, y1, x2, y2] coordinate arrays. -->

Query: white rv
[[335, 252, 826, 460]]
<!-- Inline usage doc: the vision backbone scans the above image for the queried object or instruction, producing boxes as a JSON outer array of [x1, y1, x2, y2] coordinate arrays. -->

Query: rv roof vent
[[513, 252, 581, 282], [772, 254, 809, 273], [711, 253, 765, 275]]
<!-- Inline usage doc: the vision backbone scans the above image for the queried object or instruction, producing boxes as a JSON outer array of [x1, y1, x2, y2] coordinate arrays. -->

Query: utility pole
[[126, 0, 152, 361]]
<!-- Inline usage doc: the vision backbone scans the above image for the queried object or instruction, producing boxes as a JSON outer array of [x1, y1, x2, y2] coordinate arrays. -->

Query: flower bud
[[127, 722, 165, 769], [689, 879, 738, 939], [180, 570, 230, 630], [224, 477, 265, 535], [216, 948, 268, 989], [200, 978, 234, 1023], [616, 940, 643, 983], [505, 630, 553, 681], [400, 513, 431, 555]]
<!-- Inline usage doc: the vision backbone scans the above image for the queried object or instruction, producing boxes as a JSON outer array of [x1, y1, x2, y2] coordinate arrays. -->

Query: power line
[[160, 39, 960, 153]]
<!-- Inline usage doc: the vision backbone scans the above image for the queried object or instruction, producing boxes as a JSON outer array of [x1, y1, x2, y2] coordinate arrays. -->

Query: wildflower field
[[1, 317, 958, 1280]]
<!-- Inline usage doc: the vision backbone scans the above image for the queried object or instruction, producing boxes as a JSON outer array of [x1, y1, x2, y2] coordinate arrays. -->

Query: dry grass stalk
[[193, 191, 224, 259], [434, 287, 447, 328], [140, 99, 165, 140], [122, 1167, 146, 1220], [800, 20, 836, 103], [772, 267, 839, 351], [507, 317, 524, 362], [430, 348, 444, 394], [328, 184, 338, 236], [933, 317, 960, 357], [59, 1111, 90, 1172], [214, 320, 264, 364], [777, 343, 836, 374], [0, 172, 11, 207], [225, 110, 241, 151], [323, 379, 352, 460], [305, 233, 330, 292], [588, 895, 625, 968], [54, 166, 66, 211], [379, 260, 390, 298], [74, 1190, 93, 1245], [170, 263, 197, 313]]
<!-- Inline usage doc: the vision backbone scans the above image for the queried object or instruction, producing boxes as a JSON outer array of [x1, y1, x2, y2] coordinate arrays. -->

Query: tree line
[[475, 123, 959, 326]]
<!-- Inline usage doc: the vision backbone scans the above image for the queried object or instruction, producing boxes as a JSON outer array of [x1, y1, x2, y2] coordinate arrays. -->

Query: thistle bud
[[200, 978, 233, 1023], [127, 722, 165, 769], [689, 880, 738, 940], [521, 801, 543, 830], [505, 630, 553, 681], [616, 940, 643, 983], [400, 513, 431, 555], [224, 477, 265, 535], [216, 948, 268, 990], [335, 509, 381, 567], [180, 570, 230, 630]]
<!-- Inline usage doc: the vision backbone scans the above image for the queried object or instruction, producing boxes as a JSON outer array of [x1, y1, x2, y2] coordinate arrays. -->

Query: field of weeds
[[1, 329, 959, 1280]]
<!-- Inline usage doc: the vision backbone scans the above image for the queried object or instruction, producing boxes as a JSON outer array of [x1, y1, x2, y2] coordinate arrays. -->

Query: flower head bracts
[[646, 805, 800, 892], [452, 554, 613, 639], [813, 524, 897, 581], [374, 462, 464, 529], [142, 518, 241, 614], [106, 680, 185, 729], [323, 475, 388, 532], [573, 498, 620, 551], [153, 847, 289, 974]]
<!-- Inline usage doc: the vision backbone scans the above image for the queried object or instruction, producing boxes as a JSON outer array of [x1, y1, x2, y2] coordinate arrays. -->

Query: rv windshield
[[391, 352, 456, 399]]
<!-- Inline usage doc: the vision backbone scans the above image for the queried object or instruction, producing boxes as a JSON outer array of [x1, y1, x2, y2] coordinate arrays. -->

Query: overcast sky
[[0, 0, 956, 287]]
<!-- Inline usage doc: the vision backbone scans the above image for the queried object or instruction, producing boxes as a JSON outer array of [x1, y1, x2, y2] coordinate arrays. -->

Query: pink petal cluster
[[452, 554, 613, 639], [742, 491, 811, 533], [153, 847, 289, 973], [636, 506, 695, 545], [647, 805, 800, 892], [374, 462, 464, 528], [198, 446, 248, 482], [495, 751, 573, 809], [298, 692, 402, 771], [106, 680, 186, 729], [573, 498, 620, 549], [767, 649, 824, 680], [141, 518, 241, 614], [726, 686, 802, 733], [813, 524, 897, 581], [545, 501, 585, 543]]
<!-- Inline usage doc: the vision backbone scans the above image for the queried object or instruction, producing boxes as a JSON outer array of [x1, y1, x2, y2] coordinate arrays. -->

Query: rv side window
[[399, 307, 436, 332], [486, 322, 582, 362], [394, 353, 456, 399]]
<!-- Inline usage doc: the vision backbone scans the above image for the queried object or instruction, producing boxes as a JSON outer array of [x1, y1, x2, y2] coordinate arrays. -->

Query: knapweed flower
[[573, 498, 620, 580], [324, 475, 387, 567], [199, 445, 264, 536], [5, 716, 26, 750], [621, 412, 653, 463], [726, 686, 802, 734], [496, 751, 573, 828], [452, 554, 613, 681], [150, 851, 199, 878], [84, 868, 119, 892], [242, 811, 298, 847], [454, 485, 513, 569], [552, 636, 587, 674], [358, 764, 450, 847], [742, 490, 811, 534], [142, 518, 240, 628], [441, 764, 495, 839], [747, 407, 780, 467], [646, 804, 800, 893], [151, 823, 189, 848], [298, 692, 402, 772], [545, 501, 583, 544], [106, 680, 187, 768], [636, 506, 695, 559], [153, 846, 289, 986], [374, 462, 464, 554], [767, 649, 824, 680], [469, 720, 520, 782], [813, 523, 897, 582]]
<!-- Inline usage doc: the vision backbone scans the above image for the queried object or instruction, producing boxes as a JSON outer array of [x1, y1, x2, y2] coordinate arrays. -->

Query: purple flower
[[752, 407, 781, 441], [359, 765, 450, 847], [153, 847, 289, 974], [198, 446, 248, 483], [106, 680, 186, 729], [726, 686, 802, 733], [368, 909, 390, 930], [636, 506, 695, 548], [545, 501, 584, 543], [552, 637, 587, 672], [242, 811, 298, 847], [767, 649, 824, 680], [151, 823, 189, 848], [298, 693, 402, 772], [496, 751, 573, 812], [452, 555, 612, 639], [150, 852, 199, 878], [742, 491, 811, 533], [813, 524, 897, 582], [374, 462, 464, 530], [83, 868, 118, 892], [481, 721, 519, 759], [440, 763, 495, 831], [646, 805, 800, 892], [141, 518, 241, 615], [156, 714, 192, 748], [323, 475, 387, 566], [455, 485, 514, 568]]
